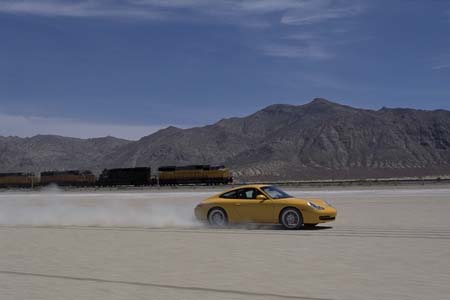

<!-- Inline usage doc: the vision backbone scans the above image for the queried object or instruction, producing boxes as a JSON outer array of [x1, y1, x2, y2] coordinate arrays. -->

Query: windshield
[[261, 186, 293, 199]]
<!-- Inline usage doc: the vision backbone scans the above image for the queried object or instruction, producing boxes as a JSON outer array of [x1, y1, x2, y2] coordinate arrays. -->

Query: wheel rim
[[283, 210, 300, 228], [209, 210, 226, 226]]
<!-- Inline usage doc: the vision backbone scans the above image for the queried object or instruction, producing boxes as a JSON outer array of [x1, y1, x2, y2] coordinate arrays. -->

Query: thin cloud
[[0, 0, 366, 60], [0, 113, 173, 140], [0, 0, 365, 24], [431, 54, 450, 70], [432, 63, 450, 70], [0, 0, 164, 19], [262, 44, 333, 59], [270, 29, 356, 60], [281, 0, 364, 25]]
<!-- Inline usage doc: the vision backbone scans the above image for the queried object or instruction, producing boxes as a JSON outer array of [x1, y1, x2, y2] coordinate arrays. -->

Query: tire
[[208, 208, 228, 227], [280, 207, 303, 230]]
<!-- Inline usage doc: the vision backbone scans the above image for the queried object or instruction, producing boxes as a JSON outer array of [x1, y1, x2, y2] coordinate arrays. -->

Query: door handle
[[235, 203, 241, 206]]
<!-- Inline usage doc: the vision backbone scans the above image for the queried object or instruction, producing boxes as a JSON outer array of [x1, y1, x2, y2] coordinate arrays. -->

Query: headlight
[[307, 201, 324, 210]]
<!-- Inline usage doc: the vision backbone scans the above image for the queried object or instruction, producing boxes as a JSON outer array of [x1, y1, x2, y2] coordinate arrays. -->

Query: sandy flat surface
[[0, 186, 449, 300]]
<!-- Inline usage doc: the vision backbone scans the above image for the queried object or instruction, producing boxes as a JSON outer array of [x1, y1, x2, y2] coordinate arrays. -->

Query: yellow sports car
[[195, 185, 336, 229]]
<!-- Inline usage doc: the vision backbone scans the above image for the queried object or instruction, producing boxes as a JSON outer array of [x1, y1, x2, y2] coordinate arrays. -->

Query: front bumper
[[303, 207, 337, 224]]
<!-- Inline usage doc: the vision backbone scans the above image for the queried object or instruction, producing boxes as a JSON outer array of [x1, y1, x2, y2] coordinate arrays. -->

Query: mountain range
[[1, 98, 450, 180]]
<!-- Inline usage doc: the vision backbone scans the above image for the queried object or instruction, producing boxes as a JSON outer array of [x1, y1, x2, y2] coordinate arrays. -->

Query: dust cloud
[[0, 187, 212, 228], [2, 185, 448, 229]]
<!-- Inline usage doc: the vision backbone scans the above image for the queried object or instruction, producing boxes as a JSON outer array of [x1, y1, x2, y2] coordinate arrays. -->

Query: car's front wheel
[[280, 207, 303, 230], [208, 208, 228, 227]]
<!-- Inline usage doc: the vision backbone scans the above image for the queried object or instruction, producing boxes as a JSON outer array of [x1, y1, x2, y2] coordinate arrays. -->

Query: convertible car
[[194, 184, 336, 229]]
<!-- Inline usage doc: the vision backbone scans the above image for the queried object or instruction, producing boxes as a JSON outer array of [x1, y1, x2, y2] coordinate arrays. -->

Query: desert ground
[[0, 185, 449, 300]]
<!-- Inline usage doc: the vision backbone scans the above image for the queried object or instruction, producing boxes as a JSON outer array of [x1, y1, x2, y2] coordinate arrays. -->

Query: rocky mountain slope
[[0, 135, 130, 173], [1, 98, 450, 180]]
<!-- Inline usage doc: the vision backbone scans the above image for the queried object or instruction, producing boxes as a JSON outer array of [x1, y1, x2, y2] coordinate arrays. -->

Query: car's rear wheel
[[208, 208, 228, 227], [280, 207, 303, 230]]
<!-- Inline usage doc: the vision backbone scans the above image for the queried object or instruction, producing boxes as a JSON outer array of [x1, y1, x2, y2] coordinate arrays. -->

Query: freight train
[[0, 165, 232, 188]]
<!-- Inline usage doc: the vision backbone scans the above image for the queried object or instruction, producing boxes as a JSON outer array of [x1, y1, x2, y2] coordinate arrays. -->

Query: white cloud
[[0, 0, 164, 19], [281, 0, 364, 25], [0, 0, 365, 24], [0, 0, 366, 59], [0, 113, 171, 140], [273, 29, 373, 59], [236, 0, 307, 13], [432, 62, 450, 70], [262, 43, 332, 59], [431, 54, 450, 70]]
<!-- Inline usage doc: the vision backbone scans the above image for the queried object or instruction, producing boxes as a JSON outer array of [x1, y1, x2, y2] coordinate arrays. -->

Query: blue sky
[[1, 0, 449, 139]]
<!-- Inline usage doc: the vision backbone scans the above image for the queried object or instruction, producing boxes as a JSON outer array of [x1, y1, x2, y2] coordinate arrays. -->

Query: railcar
[[40, 170, 96, 186], [0, 172, 36, 188], [97, 167, 152, 186], [158, 165, 232, 185]]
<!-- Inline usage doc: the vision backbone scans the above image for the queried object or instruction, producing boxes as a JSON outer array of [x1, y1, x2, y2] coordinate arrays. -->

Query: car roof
[[225, 184, 271, 191]]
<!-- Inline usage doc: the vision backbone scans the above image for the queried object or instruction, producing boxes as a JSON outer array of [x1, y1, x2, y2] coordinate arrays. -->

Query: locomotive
[[97, 167, 153, 186]]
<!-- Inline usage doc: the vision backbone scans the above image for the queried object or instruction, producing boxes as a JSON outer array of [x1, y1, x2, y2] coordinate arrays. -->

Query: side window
[[244, 190, 254, 199], [220, 190, 239, 199], [220, 188, 263, 199], [238, 188, 261, 199]]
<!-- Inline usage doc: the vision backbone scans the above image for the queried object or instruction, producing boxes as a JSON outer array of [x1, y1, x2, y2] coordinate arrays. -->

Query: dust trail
[[0, 187, 213, 228]]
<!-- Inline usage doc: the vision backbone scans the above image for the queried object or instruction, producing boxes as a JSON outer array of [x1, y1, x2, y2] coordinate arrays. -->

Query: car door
[[233, 188, 274, 223]]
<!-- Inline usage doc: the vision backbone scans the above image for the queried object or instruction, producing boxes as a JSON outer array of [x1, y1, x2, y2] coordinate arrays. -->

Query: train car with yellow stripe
[[40, 170, 96, 187], [0, 172, 36, 188], [158, 165, 232, 185]]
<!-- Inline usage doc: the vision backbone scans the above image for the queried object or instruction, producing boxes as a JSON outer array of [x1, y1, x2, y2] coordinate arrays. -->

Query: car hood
[[277, 198, 329, 206]]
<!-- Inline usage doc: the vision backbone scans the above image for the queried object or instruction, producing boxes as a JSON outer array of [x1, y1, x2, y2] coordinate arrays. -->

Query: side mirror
[[256, 194, 268, 200]]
